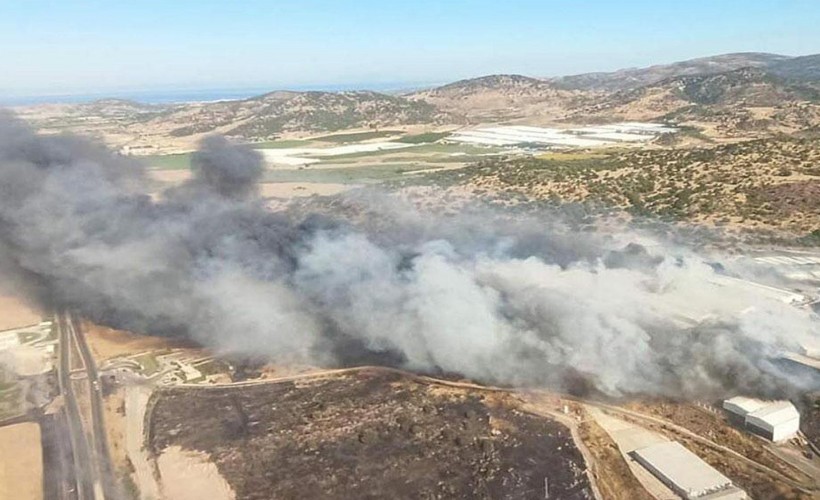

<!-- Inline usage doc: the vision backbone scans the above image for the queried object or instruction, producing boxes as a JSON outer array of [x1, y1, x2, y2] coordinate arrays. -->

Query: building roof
[[746, 401, 800, 428], [722, 397, 768, 416], [632, 441, 733, 498]]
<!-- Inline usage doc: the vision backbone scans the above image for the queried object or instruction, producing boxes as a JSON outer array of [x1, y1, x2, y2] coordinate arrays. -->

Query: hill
[[152, 90, 448, 140], [550, 52, 790, 91], [572, 67, 820, 136], [767, 54, 820, 82], [407, 74, 586, 121], [411, 135, 820, 237]]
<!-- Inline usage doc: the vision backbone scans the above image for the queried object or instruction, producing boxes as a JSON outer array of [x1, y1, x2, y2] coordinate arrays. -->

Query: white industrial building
[[723, 397, 801, 442], [631, 441, 746, 499]]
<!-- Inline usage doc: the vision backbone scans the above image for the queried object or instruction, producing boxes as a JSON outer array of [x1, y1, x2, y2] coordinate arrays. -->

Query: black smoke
[[0, 111, 817, 399]]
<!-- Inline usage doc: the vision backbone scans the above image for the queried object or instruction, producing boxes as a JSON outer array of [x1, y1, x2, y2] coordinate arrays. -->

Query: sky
[[0, 0, 818, 96]]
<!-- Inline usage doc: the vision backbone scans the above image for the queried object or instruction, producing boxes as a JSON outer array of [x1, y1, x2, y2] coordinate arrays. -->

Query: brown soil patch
[[150, 370, 593, 499], [0, 295, 42, 331], [0, 422, 42, 500], [748, 180, 820, 215], [82, 321, 187, 361], [157, 446, 235, 500], [103, 388, 128, 471]]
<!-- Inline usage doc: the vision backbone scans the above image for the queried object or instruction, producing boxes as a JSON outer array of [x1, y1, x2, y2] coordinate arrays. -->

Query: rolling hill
[[406, 74, 586, 121], [15, 51, 820, 150], [570, 67, 820, 136], [550, 52, 791, 91], [153, 90, 449, 139]]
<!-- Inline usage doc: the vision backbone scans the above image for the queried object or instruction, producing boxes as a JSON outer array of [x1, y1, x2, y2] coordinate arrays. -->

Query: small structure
[[631, 441, 745, 499], [723, 397, 800, 442]]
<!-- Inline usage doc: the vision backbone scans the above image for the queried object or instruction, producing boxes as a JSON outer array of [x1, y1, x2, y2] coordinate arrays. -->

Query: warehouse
[[631, 441, 745, 499], [722, 397, 801, 442], [745, 401, 801, 442]]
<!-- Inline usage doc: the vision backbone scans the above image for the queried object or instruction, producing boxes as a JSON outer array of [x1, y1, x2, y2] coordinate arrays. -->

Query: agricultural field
[[143, 131, 504, 196]]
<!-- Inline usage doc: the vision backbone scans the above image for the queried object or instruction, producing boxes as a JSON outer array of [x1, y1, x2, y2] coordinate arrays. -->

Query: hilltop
[[13, 51, 820, 150], [157, 90, 449, 139], [572, 67, 820, 137], [407, 74, 585, 121], [550, 52, 790, 91]]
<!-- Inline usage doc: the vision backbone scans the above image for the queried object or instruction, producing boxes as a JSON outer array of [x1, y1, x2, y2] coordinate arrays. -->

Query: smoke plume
[[0, 111, 817, 399]]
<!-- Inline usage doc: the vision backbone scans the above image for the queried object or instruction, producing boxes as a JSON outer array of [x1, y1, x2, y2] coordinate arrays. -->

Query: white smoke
[[0, 111, 817, 399]]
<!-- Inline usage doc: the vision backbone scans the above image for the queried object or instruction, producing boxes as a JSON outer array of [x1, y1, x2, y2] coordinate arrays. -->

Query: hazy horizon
[[2, 0, 819, 99]]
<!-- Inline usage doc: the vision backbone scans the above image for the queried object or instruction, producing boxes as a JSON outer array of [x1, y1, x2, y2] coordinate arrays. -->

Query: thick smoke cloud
[[0, 111, 817, 399]]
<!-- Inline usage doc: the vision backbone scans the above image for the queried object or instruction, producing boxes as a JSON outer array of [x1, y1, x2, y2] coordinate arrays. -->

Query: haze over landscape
[[1, 2, 819, 500]]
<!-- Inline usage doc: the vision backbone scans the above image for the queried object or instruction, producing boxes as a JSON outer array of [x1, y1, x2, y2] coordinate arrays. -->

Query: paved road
[[56, 312, 94, 500], [67, 313, 119, 499]]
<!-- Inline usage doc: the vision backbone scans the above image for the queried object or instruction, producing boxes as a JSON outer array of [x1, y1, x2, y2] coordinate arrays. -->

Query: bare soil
[[149, 370, 593, 500], [0, 422, 42, 500], [82, 321, 189, 361], [0, 295, 42, 331]]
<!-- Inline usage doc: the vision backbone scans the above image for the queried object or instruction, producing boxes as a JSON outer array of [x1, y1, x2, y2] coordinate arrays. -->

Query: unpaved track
[[125, 385, 161, 500]]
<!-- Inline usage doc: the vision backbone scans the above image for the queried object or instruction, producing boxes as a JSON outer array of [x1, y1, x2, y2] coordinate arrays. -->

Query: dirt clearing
[[0, 422, 42, 500], [157, 446, 235, 500], [0, 295, 42, 331], [82, 321, 187, 361]]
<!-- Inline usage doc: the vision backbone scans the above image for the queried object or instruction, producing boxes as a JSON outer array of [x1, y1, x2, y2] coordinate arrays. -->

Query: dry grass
[[0, 295, 42, 331], [82, 321, 185, 361], [0, 422, 42, 500]]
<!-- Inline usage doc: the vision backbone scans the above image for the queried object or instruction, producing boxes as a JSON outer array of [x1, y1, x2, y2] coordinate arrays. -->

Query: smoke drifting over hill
[[0, 111, 817, 399]]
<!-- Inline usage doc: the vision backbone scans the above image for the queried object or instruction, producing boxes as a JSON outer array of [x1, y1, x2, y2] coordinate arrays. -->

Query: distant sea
[[0, 81, 437, 107]]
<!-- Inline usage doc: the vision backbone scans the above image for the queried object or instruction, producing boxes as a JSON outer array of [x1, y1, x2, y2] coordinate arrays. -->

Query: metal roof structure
[[746, 401, 800, 430], [631, 442, 738, 499], [722, 398, 801, 442], [723, 397, 768, 417]]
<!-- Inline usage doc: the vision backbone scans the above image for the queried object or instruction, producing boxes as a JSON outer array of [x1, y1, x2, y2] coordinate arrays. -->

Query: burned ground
[[149, 370, 592, 500], [801, 393, 820, 450]]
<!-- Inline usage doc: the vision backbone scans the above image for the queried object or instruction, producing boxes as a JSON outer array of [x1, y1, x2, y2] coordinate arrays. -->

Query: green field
[[396, 131, 452, 144], [249, 139, 311, 149], [143, 153, 192, 170], [263, 164, 444, 184], [0, 385, 21, 419], [314, 142, 501, 163], [16, 330, 41, 344], [133, 353, 161, 375], [311, 130, 403, 143]]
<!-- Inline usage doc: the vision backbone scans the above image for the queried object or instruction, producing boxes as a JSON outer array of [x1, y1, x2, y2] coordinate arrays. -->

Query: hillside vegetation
[[411, 136, 820, 236]]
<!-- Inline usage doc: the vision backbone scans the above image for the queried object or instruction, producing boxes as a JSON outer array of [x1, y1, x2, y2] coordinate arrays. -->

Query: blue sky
[[1, 0, 818, 95]]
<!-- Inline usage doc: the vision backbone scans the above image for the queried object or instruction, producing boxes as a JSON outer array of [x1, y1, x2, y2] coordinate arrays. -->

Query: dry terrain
[[405, 136, 820, 238], [82, 321, 190, 361], [0, 295, 42, 331], [0, 422, 43, 500], [149, 370, 593, 500]]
